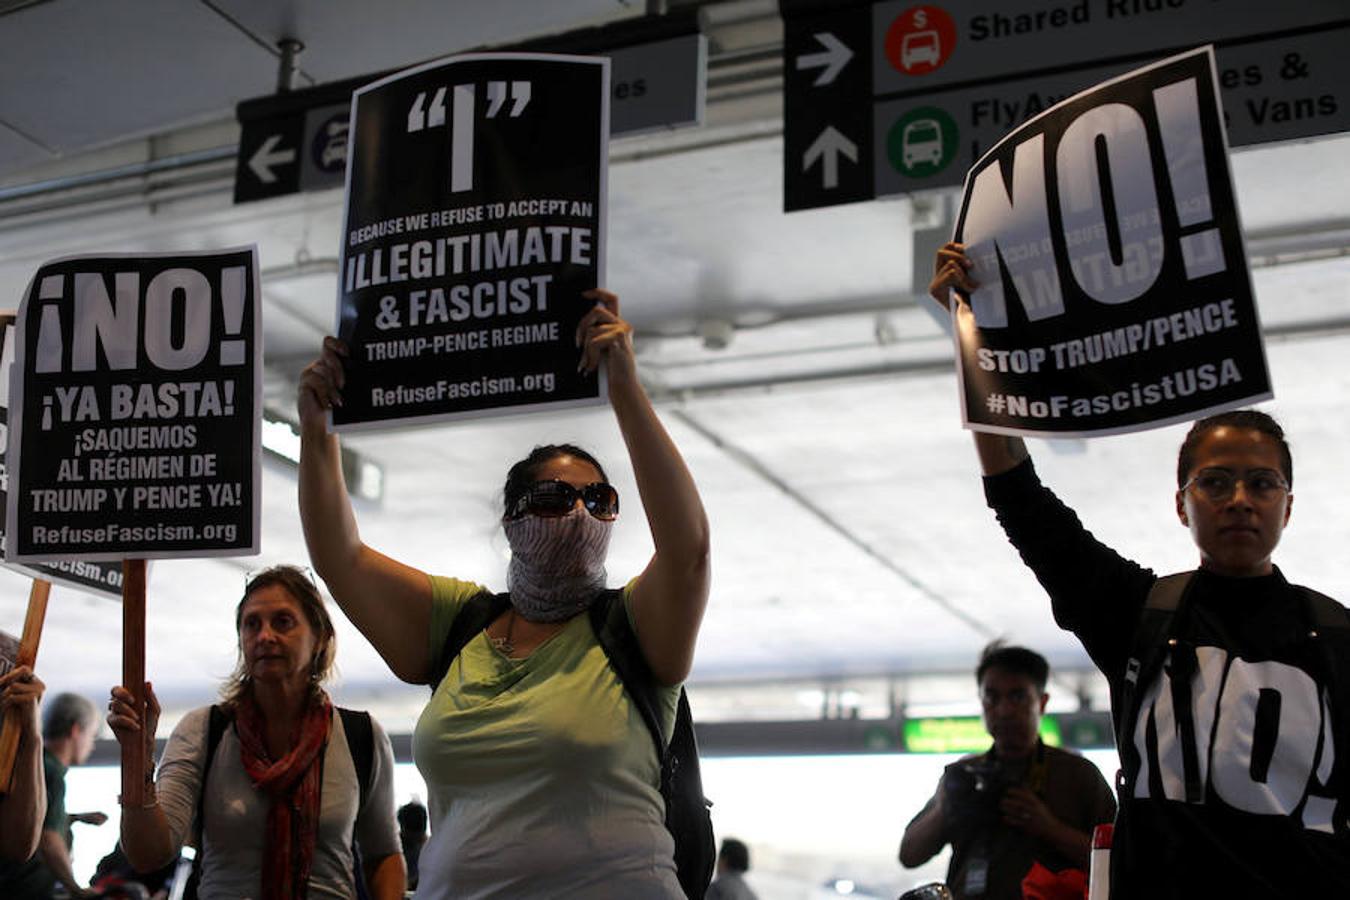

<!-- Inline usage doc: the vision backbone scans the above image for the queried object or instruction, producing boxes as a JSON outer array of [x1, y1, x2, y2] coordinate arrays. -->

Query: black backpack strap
[[1298, 587, 1350, 798], [336, 707, 376, 900], [184, 704, 231, 900], [1303, 587, 1350, 633], [1117, 572, 1193, 800], [336, 707, 374, 812], [587, 589, 716, 900], [588, 589, 669, 753], [195, 704, 231, 837], [428, 590, 511, 691]]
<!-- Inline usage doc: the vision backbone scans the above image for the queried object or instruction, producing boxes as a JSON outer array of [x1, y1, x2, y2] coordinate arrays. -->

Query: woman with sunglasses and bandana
[[106, 565, 405, 900], [296, 289, 710, 899]]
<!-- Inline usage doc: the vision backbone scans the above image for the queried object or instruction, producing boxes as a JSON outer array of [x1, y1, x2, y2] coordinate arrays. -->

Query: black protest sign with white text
[[953, 48, 1270, 437], [335, 53, 608, 429], [5, 250, 261, 561], [0, 314, 123, 595]]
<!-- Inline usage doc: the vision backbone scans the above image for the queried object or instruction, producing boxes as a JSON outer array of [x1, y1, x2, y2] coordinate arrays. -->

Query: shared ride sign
[[781, 0, 1350, 211]]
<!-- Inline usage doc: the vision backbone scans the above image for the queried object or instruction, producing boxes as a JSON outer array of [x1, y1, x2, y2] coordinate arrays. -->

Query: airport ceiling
[[1, 0, 1348, 728]]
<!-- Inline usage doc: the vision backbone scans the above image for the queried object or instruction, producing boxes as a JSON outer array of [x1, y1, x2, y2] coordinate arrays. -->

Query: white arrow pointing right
[[248, 134, 297, 185], [803, 126, 858, 190], [795, 32, 853, 87]]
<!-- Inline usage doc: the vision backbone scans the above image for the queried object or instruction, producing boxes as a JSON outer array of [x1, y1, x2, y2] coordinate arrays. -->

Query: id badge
[[964, 857, 988, 895]]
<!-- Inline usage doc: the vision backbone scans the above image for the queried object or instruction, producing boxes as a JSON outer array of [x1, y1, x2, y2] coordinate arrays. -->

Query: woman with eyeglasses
[[930, 243, 1350, 898], [296, 289, 710, 898], [106, 565, 405, 900]]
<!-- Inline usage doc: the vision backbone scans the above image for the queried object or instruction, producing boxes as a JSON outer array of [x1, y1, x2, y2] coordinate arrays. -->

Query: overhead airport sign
[[333, 54, 608, 430], [234, 19, 705, 205], [5, 249, 262, 561], [783, 1, 874, 211], [951, 49, 1271, 437], [781, 0, 1350, 211]]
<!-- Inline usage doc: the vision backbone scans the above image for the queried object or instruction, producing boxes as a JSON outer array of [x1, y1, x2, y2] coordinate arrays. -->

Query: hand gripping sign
[[950, 47, 1271, 438], [5, 249, 262, 562], [334, 53, 610, 430], [0, 580, 48, 792]]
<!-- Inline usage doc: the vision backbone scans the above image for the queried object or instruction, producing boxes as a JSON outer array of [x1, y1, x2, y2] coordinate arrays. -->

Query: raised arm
[[0, 666, 46, 862], [578, 290, 710, 686], [297, 337, 435, 683], [930, 242, 1029, 476], [108, 682, 178, 872]]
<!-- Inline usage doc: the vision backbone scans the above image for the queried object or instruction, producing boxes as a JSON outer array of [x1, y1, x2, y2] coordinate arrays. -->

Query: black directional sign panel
[[234, 77, 364, 205], [783, 0, 872, 211], [233, 15, 706, 206], [234, 114, 301, 203], [780, 0, 1350, 212]]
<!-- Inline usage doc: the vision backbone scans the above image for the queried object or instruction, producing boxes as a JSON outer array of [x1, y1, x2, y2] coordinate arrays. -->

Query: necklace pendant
[[490, 635, 514, 655]]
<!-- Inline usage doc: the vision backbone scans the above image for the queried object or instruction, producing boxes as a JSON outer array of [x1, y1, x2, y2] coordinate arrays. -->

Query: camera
[[943, 756, 1008, 836]]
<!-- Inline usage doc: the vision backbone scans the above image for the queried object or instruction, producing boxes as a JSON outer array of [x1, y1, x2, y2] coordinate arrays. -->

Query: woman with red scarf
[[107, 565, 405, 900]]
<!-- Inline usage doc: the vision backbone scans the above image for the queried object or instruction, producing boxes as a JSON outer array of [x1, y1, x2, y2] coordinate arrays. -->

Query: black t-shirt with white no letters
[[985, 459, 1350, 898]]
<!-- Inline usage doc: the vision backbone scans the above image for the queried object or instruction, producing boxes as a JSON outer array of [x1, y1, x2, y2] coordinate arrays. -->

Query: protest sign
[[334, 53, 609, 430], [5, 249, 261, 562], [0, 315, 123, 595], [0, 629, 17, 677], [951, 47, 1271, 437]]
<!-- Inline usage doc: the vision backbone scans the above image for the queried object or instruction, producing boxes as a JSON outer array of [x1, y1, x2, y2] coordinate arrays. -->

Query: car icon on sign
[[902, 119, 943, 168], [320, 120, 349, 168], [901, 30, 941, 70]]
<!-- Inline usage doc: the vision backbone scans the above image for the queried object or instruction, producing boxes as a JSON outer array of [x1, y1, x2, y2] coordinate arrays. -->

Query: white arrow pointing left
[[803, 126, 858, 190], [248, 134, 297, 184], [796, 32, 853, 87]]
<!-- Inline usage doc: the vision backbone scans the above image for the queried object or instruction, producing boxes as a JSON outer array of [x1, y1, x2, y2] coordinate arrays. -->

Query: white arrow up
[[248, 134, 297, 184], [795, 32, 853, 87], [803, 126, 857, 190]]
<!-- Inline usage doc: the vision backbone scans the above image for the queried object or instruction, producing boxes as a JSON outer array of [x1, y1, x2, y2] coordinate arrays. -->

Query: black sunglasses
[[509, 480, 620, 521]]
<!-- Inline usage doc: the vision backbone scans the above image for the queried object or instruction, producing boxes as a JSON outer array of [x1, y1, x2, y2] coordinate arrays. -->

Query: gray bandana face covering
[[503, 506, 613, 622]]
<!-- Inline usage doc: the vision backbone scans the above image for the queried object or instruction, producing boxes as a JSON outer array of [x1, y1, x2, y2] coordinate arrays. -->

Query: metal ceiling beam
[[668, 406, 1003, 645]]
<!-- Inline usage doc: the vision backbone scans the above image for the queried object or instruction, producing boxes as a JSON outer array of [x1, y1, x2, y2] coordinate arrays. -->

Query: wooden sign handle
[[0, 579, 52, 793], [121, 559, 147, 807]]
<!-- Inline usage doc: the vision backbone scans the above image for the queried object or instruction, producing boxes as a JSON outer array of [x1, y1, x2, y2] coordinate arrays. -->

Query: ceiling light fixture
[[261, 410, 384, 504]]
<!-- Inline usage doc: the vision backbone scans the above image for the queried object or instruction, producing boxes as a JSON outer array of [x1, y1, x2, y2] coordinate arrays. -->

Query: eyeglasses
[[244, 565, 318, 592], [1183, 467, 1290, 503], [508, 480, 620, 521]]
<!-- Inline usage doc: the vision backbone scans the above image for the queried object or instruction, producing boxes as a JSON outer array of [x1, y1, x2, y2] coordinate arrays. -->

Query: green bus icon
[[887, 106, 958, 178]]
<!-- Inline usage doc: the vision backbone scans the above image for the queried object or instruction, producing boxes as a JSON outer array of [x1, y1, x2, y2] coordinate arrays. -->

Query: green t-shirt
[[411, 576, 683, 900], [0, 749, 68, 898]]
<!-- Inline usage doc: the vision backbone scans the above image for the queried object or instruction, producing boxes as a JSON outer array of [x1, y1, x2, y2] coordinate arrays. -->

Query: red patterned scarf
[[234, 692, 332, 900]]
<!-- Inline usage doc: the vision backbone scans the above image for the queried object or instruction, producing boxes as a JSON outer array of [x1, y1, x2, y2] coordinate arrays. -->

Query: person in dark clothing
[[0, 691, 104, 899], [91, 844, 178, 899], [930, 242, 1350, 898], [396, 800, 427, 892], [706, 838, 757, 900], [900, 643, 1115, 899]]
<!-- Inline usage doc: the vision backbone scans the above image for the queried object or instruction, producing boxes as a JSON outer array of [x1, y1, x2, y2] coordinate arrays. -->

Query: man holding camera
[[899, 643, 1115, 899]]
